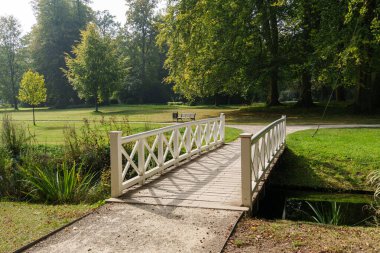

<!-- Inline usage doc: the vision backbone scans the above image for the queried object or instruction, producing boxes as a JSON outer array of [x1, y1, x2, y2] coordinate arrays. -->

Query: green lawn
[[228, 102, 380, 125], [1, 102, 379, 126], [0, 201, 95, 253], [0, 104, 235, 123], [271, 128, 380, 192]]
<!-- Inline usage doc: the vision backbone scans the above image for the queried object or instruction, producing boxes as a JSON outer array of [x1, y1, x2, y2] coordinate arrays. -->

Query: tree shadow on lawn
[[270, 148, 369, 192], [225, 103, 380, 124]]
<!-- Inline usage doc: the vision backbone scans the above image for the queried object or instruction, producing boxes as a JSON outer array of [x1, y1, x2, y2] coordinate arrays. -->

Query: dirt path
[[26, 204, 242, 253]]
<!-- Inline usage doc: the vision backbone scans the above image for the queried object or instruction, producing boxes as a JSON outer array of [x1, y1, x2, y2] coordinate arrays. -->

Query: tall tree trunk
[[32, 106, 36, 126], [297, 70, 314, 107], [335, 86, 345, 102], [352, 0, 377, 112], [95, 96, 99, 112], [296, 1, 314, 107], [260, 0, 280, 106]]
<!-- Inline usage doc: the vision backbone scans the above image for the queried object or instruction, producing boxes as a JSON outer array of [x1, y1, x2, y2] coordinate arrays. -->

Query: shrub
[[1, 114, 33, 158], [63, 117, 132, 176], [19, 162, 95, 204], [0, 147, 16, 197], [368, 170, 380, 225]]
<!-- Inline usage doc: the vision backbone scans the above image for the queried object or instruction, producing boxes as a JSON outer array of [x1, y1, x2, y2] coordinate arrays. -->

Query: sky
[[0, 0, 128, 35]]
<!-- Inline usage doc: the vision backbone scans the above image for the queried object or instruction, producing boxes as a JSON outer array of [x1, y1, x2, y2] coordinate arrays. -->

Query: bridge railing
[[110, 114, 225, 197], [240, 115, 286, 209]]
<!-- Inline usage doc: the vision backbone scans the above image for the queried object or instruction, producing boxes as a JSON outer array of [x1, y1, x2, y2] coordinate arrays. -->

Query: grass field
[[1, 103, 380, 126], [272, 128, 380, 192], [0, 201, 95, 253]]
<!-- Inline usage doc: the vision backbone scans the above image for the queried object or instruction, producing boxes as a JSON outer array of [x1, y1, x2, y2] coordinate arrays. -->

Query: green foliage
[[19, 162, 95, 204], [116, 0, 172, 104], [63, 117, 132, 175], [306, 201, 343, 225], [64, 23, 126, 111], [157, 0, 258, 101], [18, 70, 47, 106], [30, 0, 92, 106], [0, 114, 31, 158], [0, 15, 23, 109]]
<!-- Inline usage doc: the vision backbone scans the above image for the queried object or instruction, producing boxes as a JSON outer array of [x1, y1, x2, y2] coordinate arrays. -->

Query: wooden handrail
[[110, 113, 226, 197], [240, 115, 287, 210]]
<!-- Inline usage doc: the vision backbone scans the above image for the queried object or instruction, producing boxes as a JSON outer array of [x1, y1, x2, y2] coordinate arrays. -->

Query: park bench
[[172, 112, 196, 122]]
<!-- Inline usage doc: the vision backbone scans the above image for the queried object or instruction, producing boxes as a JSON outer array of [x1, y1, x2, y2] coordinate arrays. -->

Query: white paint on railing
[[110, 113, 226, 197], [240, 115, 287, 209]]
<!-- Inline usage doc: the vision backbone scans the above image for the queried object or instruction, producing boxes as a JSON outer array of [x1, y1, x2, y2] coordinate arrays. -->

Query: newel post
[[282, 115, 287, 144], [220, 113, 225, 143], [110, 131, 123, 198], [241, 133, 253, 209]]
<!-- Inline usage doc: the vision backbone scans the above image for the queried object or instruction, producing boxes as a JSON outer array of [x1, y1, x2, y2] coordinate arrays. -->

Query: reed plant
[[19, 162, 95, 204]]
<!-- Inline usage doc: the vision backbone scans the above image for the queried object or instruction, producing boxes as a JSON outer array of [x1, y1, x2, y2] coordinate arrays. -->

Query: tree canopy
[[64, 23, 126, 112]]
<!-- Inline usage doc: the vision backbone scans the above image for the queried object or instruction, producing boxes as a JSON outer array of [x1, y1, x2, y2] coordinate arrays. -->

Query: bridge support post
[[241, 133, 253, 210], [110, 131, 123, 198], [220, 113, 225, 143]]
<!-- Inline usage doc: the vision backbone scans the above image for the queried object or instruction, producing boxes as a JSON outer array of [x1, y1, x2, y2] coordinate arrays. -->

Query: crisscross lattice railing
[[110, 114, 225, 197], [240, 116, 286, 209]]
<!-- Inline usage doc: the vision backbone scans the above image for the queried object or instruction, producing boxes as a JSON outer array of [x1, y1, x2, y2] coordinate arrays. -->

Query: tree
[[157, 0, 284, 105], [95, 10, 120, 38], [18, 70, 47, 125], [30, 0, 92, 107], [64, 23, 126, 112], [118, 0, 171, 104], [0, 16, 23, 109]]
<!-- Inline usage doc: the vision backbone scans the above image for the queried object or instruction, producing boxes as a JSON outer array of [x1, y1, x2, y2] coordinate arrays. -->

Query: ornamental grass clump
[[19, 162, 95, 204], [306, 201, 343, 225]]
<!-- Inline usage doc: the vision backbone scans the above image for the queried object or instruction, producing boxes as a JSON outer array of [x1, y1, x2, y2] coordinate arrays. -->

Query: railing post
[[205, 122, 210, 147], [241, 133, 253, 209], [173, 129, 179, 160], [158, 133, 163, 167], [138, 138, 145, 185], [110, 131, 122, 198], [197, 124, 202, 151], [220, 113, 225, 143], [186, 125, 191, 154], [282, 115, 287, 144]]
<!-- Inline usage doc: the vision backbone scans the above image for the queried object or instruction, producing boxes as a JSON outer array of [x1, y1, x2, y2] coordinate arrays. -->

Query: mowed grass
[[0, 121, 240, 145], [1, 103, 380, 125], [271, 129, 380, 192], [18, 121, 164, 145], [0, 201, 95, 253], [229, 102, 380, 125], [0, 104, 236, 123]]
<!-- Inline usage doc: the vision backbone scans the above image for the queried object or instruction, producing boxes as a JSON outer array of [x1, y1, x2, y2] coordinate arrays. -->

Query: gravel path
[[26, 204, 242, 253]]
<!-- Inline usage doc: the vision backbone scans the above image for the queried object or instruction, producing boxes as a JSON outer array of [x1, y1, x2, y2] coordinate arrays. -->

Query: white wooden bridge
[[108, 114, 286, 212]]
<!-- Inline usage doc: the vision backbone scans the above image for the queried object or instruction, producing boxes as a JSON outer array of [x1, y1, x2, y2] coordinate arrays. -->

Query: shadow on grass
[[270, 148, 368, 192]]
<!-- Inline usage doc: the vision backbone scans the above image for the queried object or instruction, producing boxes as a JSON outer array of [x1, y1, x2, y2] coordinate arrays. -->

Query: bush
[[19, 162, 95, 204], [1, 114, 33, 158], [0, 147, 16, 197], [63, 117, 132, 176], [368, 170, 380, 225]]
